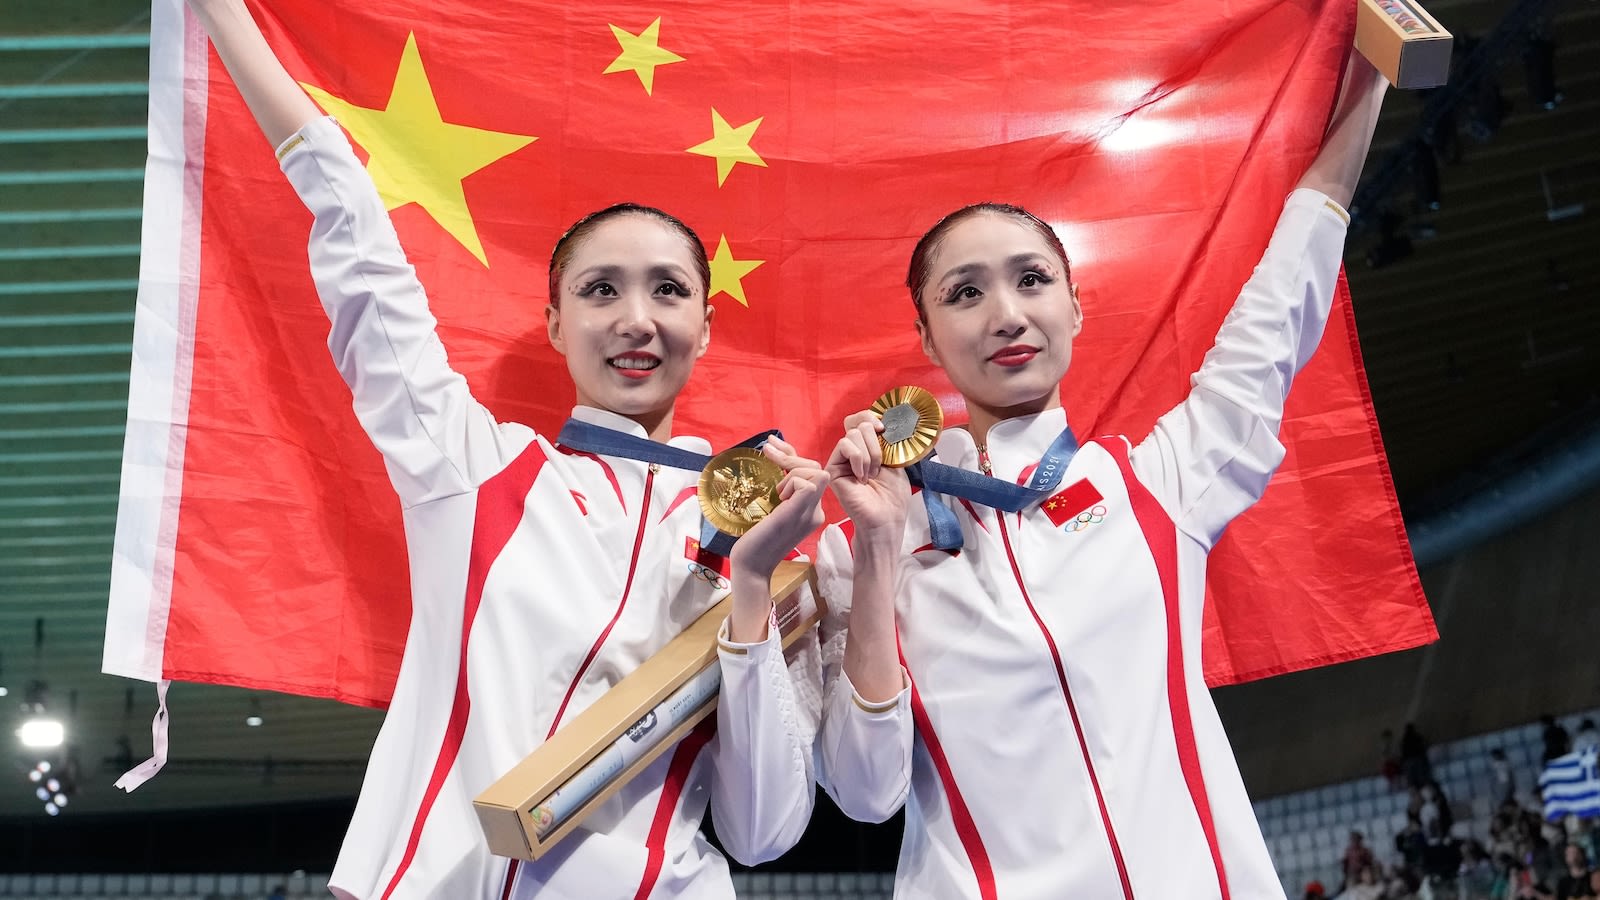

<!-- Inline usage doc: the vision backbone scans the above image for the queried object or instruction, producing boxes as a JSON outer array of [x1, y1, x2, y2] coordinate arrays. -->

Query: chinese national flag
[[107, 0, 1435, 707]]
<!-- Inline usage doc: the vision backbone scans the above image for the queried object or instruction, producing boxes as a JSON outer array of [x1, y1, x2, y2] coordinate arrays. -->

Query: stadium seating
[[1257, 705, 1600, 894], [4, 710, 1595, 899]]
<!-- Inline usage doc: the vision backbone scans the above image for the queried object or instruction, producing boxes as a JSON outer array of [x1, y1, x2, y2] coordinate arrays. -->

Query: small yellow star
[[603, 18, 685, 95], [708, 235, 764, 307], [301, 33, 537, 266], [686, 109, 767, 187]]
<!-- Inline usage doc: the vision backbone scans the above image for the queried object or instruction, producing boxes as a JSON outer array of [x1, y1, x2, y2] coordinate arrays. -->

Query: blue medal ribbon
[[909, 426, 1079, 550], [555, 418, 780, 558]]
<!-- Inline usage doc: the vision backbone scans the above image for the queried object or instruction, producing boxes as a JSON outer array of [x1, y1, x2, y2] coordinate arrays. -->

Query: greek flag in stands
[[1540, 748, 1600, 821]]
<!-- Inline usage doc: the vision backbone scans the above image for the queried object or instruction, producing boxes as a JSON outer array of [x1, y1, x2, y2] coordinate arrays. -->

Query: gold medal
[[871, 385, 943, 467], [698, 447, 784, 536]]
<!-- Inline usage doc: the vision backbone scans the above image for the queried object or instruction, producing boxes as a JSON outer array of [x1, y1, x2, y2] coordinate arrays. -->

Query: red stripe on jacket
[[898, 644, 998, 900], [378, 442, 549, 900], [1097, 436, 1232, 899], [632, 719, 717, 900]]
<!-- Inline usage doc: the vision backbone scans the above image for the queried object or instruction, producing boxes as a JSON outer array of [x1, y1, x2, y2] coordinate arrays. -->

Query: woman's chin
[[965, 382, 1060, 417]]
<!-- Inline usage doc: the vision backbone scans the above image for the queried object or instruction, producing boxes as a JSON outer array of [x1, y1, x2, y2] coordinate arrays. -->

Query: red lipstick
[[988, 345, 1040, 367]]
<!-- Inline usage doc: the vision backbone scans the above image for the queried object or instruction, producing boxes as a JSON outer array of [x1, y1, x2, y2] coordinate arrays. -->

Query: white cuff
[[842, 668, 910, 715], [717, 610, 781, 657]]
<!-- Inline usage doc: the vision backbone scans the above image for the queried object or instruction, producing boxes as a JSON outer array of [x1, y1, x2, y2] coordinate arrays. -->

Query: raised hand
[[826, 411, 911, 541], [726, 436, 829, 642]]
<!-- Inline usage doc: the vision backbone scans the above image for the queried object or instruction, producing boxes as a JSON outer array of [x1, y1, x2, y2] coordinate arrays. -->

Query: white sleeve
[[814, 523, 913, 823], [1130, 188, 1350, 548], [276, 116, 523, 508], [709, 590, 823, 865]]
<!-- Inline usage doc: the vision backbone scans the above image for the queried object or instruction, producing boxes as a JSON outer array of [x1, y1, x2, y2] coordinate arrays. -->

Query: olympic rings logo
[[1064, 505, 1108, 532], [687, 561, 729, 590]]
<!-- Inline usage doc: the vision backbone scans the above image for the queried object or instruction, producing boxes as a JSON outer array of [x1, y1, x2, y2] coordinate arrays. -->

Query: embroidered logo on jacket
[[684, 537, 730, 589], [1041, 479, 1106, 532]]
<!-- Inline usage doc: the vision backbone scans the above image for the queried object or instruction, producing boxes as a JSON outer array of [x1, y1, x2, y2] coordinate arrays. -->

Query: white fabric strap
[[114, 679, 171, 792]]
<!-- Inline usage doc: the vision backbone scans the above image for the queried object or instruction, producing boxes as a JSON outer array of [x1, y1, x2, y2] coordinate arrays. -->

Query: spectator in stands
[[1556, 844, 1598, 900], [1338, 864, 1387, 900], [1422, 817, 1465, 882], [1306, 880, 1329, 900], [1544, 716, 1573, 765], [1432, 781, 1456, 834], [1462, 841, 1498, 899], [1398, 814, 1428, 870], [1383, 861, 1418, 898], [1574, 720, 1599, 754], [1571, 817, 1600, 869], [1403, 723, 1433, 788], [1509, 860, 1557, 900], [1494, 749, 1519, 805], [1421, 783, 1444, 834], [1493, 813, 1523, 861], [1344, 830, 1378, 890], [1382, 728, 1404, 790]]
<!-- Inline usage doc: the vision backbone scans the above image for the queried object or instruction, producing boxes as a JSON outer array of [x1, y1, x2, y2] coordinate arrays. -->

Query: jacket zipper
[[545, 463, 657, 738], [984, 447, 1135, 898]]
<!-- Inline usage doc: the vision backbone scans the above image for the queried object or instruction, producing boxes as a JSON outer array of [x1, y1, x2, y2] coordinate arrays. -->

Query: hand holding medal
[[870, 385, 943, 467], [826, 388, 933, 539], [719, 437, 829, 572]]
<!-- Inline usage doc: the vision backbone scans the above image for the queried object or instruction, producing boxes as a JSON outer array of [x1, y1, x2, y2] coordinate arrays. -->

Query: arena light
[[18, 716, 65, 749]]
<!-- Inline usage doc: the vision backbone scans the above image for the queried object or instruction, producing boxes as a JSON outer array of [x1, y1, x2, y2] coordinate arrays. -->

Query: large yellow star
[[300, 33, 537, 266], [708, 235, 764, 307], [603, 19, 685, 95], [686, 109, 767, 187]]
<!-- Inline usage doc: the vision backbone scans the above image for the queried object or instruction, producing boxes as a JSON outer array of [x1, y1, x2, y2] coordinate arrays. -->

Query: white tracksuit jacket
[[816, 189, 1351, 900], [277, 116, 821, 900]]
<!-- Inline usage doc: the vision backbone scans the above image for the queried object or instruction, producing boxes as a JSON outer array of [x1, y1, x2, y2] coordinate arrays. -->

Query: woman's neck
[[632, 406, 674, 442], [967, 388, 1062, 447], [576, 393, 675, 442]]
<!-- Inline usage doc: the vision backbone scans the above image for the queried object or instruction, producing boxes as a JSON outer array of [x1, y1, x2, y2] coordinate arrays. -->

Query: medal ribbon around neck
[[555, 418, 781, 557], [868, 386, 1080, 549]]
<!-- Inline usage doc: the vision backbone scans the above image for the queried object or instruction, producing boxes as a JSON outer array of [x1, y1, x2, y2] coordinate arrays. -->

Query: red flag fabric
[[107, 0, 1435, 706]]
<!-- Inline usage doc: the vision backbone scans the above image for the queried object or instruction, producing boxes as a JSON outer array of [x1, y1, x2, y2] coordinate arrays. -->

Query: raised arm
[[188, 0, 518, 506], [708, 439, 828, 863], [187, 0, 318, 146], [1130, 58, 1387, 546], [814, 414, 915, 822]]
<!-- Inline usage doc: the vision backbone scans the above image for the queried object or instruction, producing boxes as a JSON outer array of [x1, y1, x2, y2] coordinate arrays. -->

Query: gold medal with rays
[[871, 386, 943, 468], [699, 447, 784, 536]]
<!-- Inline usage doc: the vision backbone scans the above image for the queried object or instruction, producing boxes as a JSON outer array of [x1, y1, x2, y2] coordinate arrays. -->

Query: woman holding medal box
[[816, 57, 1389, 899], [185, 2, 825, 898]]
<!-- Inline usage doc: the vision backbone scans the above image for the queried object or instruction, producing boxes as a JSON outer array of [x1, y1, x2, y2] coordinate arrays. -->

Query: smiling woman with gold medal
[[180, 1, 827, 897], [815, 57, 1390, 899]]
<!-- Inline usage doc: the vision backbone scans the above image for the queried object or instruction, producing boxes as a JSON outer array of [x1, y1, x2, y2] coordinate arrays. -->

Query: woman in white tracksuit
[[816, 59, 1389, 899], [187, 3, 823, 897]]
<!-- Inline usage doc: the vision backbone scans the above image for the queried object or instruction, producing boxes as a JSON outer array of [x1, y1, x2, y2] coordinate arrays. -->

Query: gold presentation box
[[474, 559, 823, 860], [1357, 0, 1452, 89]]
